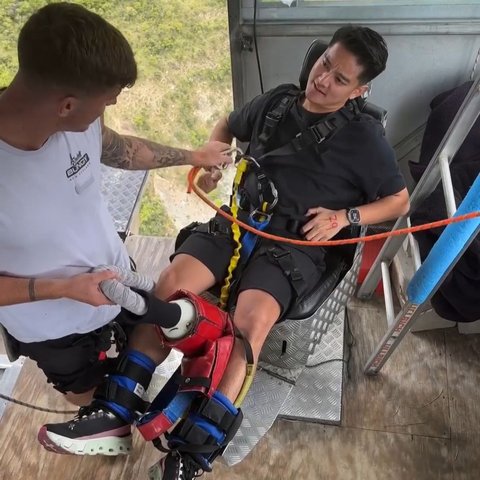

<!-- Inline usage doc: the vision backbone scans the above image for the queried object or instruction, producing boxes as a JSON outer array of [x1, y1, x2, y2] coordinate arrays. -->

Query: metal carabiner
[[213, 146, 244, 170]]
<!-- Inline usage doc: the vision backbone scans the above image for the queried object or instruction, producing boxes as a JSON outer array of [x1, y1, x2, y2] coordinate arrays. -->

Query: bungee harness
[[218, 153, 278, 309], [216, 89, 362, 307]]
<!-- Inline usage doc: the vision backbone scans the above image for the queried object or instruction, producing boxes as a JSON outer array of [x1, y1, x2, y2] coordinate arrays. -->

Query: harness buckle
[[207, 219, 228, 235], [268, 247, 289, 259], [101, 321, 125, 353], [250, 209, 271, 225], [311, 120, 334, 144]]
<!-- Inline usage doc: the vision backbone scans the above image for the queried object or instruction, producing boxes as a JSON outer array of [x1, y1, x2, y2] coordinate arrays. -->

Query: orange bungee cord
[[186, 165, 480, 247]]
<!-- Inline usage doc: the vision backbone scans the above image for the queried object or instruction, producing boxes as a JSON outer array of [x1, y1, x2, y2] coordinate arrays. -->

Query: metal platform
[[222, 309, 346, 466], [279, 310, 345, 424], [0, 355, 25, 421], [100, 165, 148, 235]]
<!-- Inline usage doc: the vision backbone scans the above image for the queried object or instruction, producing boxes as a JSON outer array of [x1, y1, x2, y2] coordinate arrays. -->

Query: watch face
[[348, 208, 361, 224]]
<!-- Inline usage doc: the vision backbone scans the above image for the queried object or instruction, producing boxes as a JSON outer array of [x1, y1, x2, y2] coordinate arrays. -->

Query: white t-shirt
[[0, 119, 130, 342]]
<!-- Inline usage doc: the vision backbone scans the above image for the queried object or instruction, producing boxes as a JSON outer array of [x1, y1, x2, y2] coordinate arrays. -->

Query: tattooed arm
[[100, 121, 232, 170]]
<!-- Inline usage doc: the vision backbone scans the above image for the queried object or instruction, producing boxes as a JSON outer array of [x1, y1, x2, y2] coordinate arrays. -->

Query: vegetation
[[0, 0, 232, 235], [139, 183, 177, 236]]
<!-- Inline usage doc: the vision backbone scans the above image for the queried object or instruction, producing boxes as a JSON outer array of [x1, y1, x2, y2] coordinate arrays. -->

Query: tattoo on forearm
[[101, 127, 190, 170]]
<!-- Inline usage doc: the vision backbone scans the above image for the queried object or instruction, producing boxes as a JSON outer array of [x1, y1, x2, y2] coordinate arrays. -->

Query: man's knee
[[155, 264, 181, 299], [233, 290, 281, 355], [155, 254, 216, 299], [129, 323, 171, 364]]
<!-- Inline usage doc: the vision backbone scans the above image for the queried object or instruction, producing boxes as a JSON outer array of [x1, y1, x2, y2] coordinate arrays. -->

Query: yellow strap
[[219, 159, 249, 309], [234, 363, 256, 407], [219, 159, 258, 406]]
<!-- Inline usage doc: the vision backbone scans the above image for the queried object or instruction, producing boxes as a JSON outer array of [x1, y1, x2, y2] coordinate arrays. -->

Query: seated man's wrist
[[340, 209, 350, 228]]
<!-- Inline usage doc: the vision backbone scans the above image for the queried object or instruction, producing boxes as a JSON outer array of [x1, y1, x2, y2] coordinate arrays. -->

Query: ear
[[57, 96, 79, 118], [348, 84, 368, 100]]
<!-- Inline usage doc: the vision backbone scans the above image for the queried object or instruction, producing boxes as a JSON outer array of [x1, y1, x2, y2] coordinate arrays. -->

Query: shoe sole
[[38, 426, 132, 456]]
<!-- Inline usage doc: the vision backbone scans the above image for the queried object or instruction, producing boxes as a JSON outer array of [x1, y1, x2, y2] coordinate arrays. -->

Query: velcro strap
[[185, 396, 236, 433], [95, 379, 148, 412], [116, 355, 152, 388], [177, 417, 217, 446], [171, 408, 244, 456]]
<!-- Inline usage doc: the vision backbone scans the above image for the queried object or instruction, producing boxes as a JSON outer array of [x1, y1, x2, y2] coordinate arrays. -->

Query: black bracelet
[[28, 278, 36, 302]]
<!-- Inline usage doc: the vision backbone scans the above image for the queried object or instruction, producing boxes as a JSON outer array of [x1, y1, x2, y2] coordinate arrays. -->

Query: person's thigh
[[236, 253, 295, 317], [237, 246, 323, 317]]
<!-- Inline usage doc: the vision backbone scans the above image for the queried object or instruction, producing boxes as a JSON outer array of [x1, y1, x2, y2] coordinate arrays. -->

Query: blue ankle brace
[[100, 349, 155, 423], [168, 391, 240, 471], [191, 391, 237, 445]]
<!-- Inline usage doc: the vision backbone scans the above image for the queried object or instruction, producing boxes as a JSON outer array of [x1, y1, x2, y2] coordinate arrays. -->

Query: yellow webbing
[[219, 158, 249, 309], [219, 158, 258, 407], [234, 363, 256, 407]]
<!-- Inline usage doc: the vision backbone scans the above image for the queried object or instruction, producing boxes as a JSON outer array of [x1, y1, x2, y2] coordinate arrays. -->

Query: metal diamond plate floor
[[0, 355, 25, 421], [100, 165, 148, 234], [222, 309, 346, 466], [279, 309, 345, 424]]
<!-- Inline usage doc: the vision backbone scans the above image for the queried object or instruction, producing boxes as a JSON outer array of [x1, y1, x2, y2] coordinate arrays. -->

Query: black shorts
[[14, 311, 132, 394], [173, 218, 326, 315]]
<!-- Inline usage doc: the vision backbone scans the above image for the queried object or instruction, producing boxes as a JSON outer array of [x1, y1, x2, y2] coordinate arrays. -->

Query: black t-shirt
[[228, 84, 405, 222]]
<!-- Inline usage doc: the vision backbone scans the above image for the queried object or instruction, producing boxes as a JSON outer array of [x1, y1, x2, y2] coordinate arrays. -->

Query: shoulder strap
[[259, 98, 361, 161], [257, 87, 301, 146]]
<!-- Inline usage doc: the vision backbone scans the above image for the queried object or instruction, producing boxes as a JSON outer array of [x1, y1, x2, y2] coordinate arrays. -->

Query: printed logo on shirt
[[66, 151, 90, 179]]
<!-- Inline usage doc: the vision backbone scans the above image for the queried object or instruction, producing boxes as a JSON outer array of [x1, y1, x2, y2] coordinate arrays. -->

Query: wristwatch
[[346, 207, 361, 225]]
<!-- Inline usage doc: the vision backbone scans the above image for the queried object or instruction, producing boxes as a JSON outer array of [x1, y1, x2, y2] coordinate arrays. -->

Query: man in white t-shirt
[[0, 1, 231, 435]]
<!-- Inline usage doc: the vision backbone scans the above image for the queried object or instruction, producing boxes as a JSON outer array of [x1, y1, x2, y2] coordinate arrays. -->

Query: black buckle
[[266, 110, 282, 123], [207, 219, 228, 235], [207, 219, 218, 234], [290, 268, 303, 282], [311, 120, 334, 143], [111, 321, 127, 352], [269, 247, 289, 259]]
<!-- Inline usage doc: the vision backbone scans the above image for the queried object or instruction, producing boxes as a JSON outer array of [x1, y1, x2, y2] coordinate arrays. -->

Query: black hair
[[329, 25, 388, 84]]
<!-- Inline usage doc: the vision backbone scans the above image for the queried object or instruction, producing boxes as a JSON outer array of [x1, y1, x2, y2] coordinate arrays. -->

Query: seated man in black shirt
[[41, 25, 409, 480]]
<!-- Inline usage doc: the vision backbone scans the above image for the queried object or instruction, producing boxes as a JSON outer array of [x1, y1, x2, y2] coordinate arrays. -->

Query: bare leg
[[64, 389, 95, 406], [155, 253, 216, 299], [217, 289, 281, 402]]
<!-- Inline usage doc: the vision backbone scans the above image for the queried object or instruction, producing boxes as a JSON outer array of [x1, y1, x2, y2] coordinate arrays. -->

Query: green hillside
[[0, 0, 232, 236]]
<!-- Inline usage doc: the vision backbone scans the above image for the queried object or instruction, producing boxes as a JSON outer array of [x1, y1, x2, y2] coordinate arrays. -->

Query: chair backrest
[[299, 39, 387, 126]]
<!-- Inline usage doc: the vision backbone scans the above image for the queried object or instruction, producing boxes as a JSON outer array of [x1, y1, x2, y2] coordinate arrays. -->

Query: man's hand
[[196, 168, 223, 193], [59, 270, 118, 307], [302, 207, 349, 242], [191, 141, 232, 169]]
